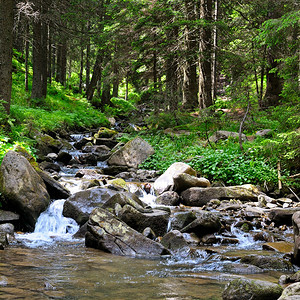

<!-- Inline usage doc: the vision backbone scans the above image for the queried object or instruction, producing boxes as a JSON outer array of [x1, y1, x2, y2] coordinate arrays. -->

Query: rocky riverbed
[[0, 128, 300, 299]]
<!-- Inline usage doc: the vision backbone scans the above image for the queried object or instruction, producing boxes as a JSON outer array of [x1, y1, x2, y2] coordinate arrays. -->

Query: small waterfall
[[17, 200, 80, 247], [230, 223, 258, 249]]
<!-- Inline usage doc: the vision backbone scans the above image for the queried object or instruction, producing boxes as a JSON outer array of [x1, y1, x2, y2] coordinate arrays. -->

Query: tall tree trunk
[[48, 24, 52, 84], [0, 0, 14, 114], [31, 0, 48, 99], [56, 37, 67, 86], [25, 22, 30, 92], [199, 0, 213, 109], [86, 52, 102, 101], [79, 45, 84, 94], [211, 0, 218, 101], [165, 25, 179, 112], [86, 21, 91, 88], [182, 0, 198, 110]]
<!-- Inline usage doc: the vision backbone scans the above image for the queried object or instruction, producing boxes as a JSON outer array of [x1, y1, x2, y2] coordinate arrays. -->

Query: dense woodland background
[[0, 0, 299, 193]]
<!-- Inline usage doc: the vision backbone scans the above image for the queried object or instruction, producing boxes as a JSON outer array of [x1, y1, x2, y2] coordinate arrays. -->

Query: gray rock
[[181, 210, 222, 237], [256, 129, 273, 137], [240, 255, 293, 271], [85, 207, 170, 257], [181, 184, 260, 206], [63, 187, 119, 225], [0, 232, 8, 248], [278, 282, 300, 300], [156, 191, 180, 206], [0, 210, 19, 223], [37, 169, 70, 199], [209, 130, 247, 143], [173, 173, 210, 192], [161, 230, 190, 254], [293, 211, 300, 266], [118, 204, 170, 237], [269, 208, 300, 226], [154, 162, 197, 195], [0, 223, 14, 235], [107, 137, 154, 168], [222, 278, 283, 300], [0, 151, 50, 230], [170, 211, 197, 231], [56, 151, 72, 164], [35, 134, 63, 157]]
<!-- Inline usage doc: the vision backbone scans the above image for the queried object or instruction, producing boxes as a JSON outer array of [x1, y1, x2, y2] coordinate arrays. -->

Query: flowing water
[[0, 133, 292, 299]]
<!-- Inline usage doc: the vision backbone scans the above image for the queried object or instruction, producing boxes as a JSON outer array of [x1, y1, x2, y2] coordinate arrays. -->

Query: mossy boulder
[[0, 151, 50, 230], [222, 278, 283, 300], [94, 127, 117, 139]]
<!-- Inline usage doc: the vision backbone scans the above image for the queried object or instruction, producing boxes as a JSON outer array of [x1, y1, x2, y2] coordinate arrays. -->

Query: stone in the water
[[278, 282, 300, 300], [222, 278, 283, 300], [85, 207, 170, 257]]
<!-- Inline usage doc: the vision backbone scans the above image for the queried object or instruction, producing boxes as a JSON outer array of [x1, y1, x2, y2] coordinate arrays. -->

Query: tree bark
[[56, 37, 67, 86], [86, 21, 91, 88], [86, 52, 102, 101], [0, 0, 14, 114], [25, 22, 30, 91], [31, 0, 48, 99], [182, 0, 198, 110], [199, 0, 213, 109]]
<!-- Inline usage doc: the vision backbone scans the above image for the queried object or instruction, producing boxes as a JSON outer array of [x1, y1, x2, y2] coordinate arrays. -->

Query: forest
[[0, 0, 299, 193]]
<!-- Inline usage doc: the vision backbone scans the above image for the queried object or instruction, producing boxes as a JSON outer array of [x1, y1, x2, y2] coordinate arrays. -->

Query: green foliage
[[110, 97, 136, 115]]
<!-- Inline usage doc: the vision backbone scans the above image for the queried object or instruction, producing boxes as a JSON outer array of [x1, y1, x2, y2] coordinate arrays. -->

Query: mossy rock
[[94, 127, 117, 139]]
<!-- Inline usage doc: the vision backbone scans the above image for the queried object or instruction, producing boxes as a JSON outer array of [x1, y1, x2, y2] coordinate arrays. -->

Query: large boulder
[[170, 211, 197, 231], [222, 278, 283, 300], [107, 137, 154, 168], [181, 184, 260, 206], [35, 134, 63, 157], [153, 162, 197, 195], [181, 210, 222, 237], [118, 204, 170, 237], [173, 173, 210, 192], [0, 151, 50, 230], [0, 210, 19, 224], [85, 207, 169, 257], [63, 187, 119, 225], [268, 208, 300, 226]]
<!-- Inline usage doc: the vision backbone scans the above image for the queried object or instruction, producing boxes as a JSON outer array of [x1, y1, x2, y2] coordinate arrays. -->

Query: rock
[[94, 127, 117, 139], [37, 170, 70, 199], [0, 151, 50, 230], [35, 134, 63, 157], [170, 211, 197, 231], [161, 230, 190, 254], [256, 129, 273, 138], [153, 162, 197, 195], [222, 278, 283, 300], [181, 211, 222, 237], [74, 169, 105, 179], [77, 153, 98, 165], [209, 130, 247, 143], [82, 145, 111, 160], [39, 161, 61, 173], [101, 192, 147, 213], [0, 232, 8, 248], [94, 138, 119, 149], [56, 151, 72, 164], [102, 165, 129, 176], [181, 184, 260, 207], [142, 227, 156, 240], [107, 137, 154, 168], [156, 191, 180, 206], [240, 255, 293, 271], [278, 282, 300, 300], [118, 204, 170, 237], [73, 137, 93, 150], [0, 223, 14, 235], [262, 242, 293, 254], [107, 178, 129, 192], [0, 210, 19, 223], [269, 208, 300, 226], [63, 187, 119, 225], [85, 207, 170, 257], [293, 211, 300, 266], [173, 173, 210, 192]]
